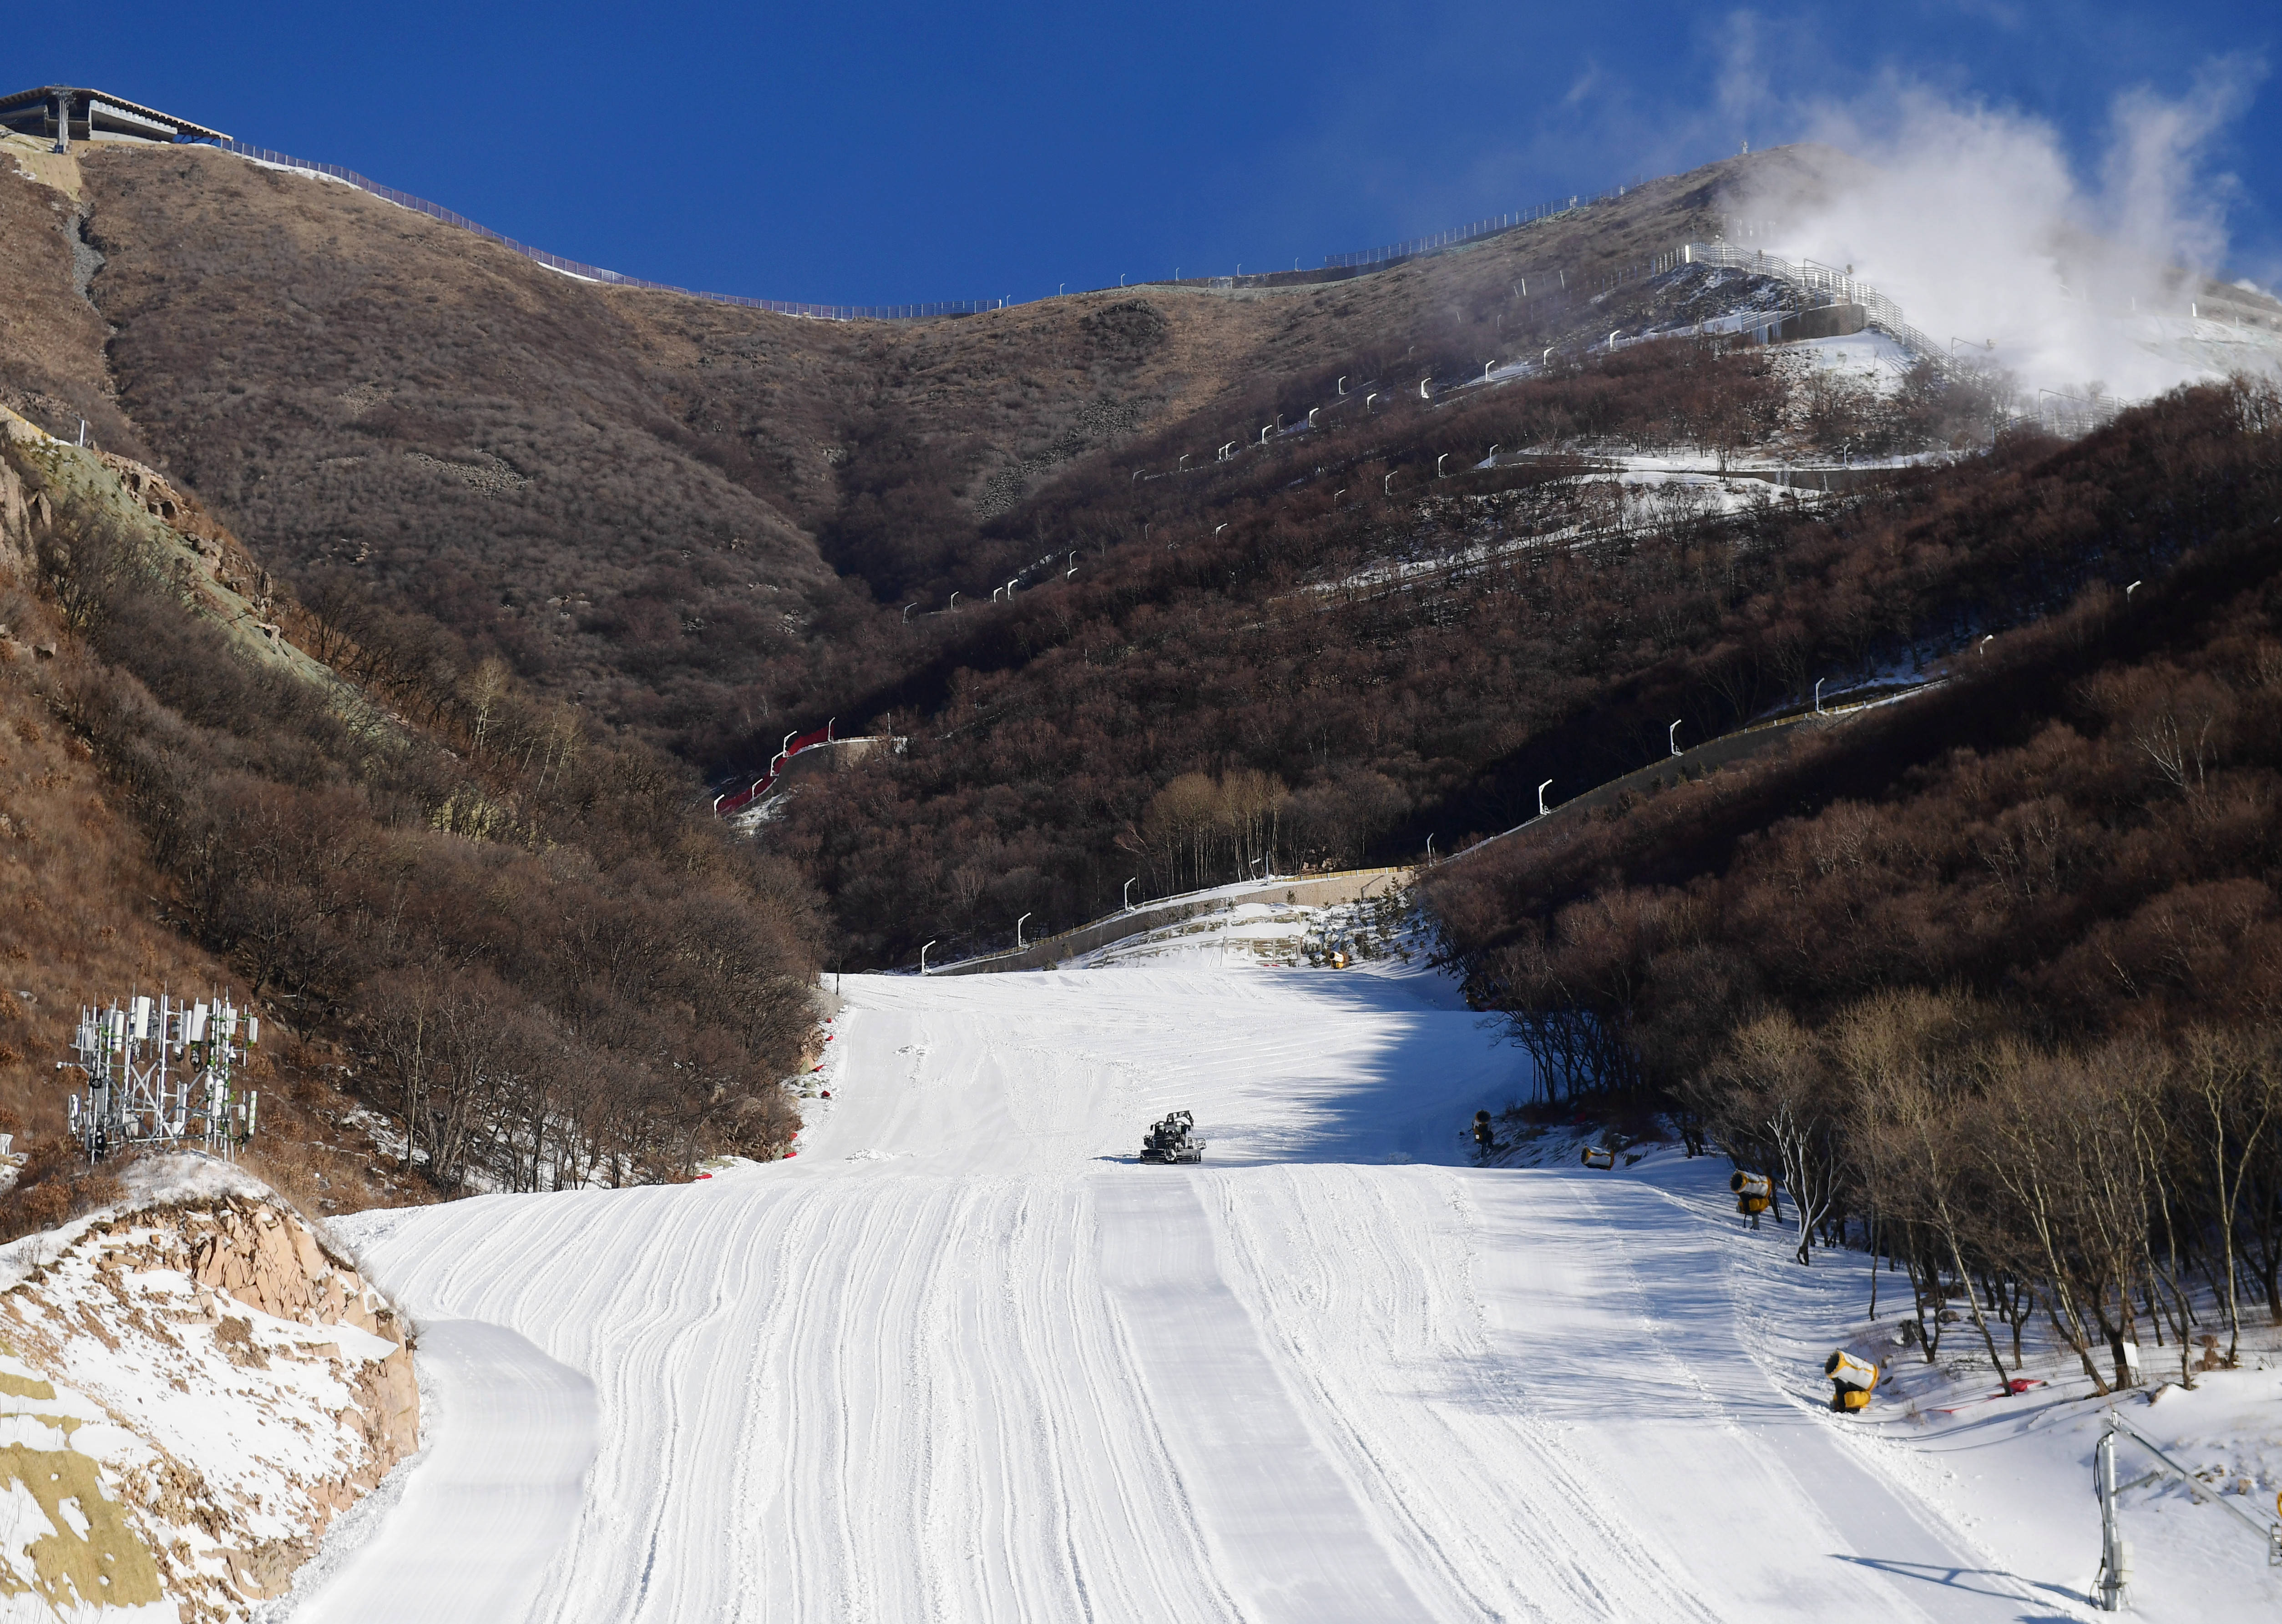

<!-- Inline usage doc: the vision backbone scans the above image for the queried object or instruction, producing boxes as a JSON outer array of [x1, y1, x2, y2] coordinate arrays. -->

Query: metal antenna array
[[59, 993, 261, 1162]]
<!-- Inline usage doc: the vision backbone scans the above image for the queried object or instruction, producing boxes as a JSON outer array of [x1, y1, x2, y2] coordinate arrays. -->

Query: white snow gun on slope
[[1138, 1111, 1206, 1164]]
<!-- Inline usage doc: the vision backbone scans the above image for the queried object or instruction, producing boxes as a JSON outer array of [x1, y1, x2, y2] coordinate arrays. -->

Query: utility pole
[[2093, 1428, 2129, 1612], [2090, 1408, 2282, 1611]]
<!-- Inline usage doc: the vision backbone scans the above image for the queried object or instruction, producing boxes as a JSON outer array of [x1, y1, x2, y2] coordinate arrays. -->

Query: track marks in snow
[[293, 1320, 596, 1624], [334, 966, 2064, 1623], [1096, 1175, 1427, 1621]]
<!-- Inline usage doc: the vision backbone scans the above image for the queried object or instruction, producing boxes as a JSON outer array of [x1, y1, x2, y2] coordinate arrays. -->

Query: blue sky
[[14, 2, 2279, 305]]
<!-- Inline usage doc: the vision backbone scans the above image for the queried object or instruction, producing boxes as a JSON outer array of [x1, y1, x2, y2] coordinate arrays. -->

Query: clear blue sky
[[15, 2, 2279, 305]]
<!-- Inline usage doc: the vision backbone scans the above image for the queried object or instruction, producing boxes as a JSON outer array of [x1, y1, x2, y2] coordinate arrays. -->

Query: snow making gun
[[1139, 1111, 1205, 1164], [1580, 1145, 1616, 1170], [1730, 1170, 1773, 1216], [1825, 1349, 1880, 1413]]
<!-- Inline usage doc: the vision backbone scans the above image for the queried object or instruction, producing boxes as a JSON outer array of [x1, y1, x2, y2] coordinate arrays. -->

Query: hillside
[[0, 173, 825, 1218], [7, 86, 2282, 1624], [47, 137, 1829, 761], [3, 119, 2273, 1165]]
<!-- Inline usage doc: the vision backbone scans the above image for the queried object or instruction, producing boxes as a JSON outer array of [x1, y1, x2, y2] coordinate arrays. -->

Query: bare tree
[[1706, 1012, 1843, 1265], [1839, 992, 2013, 1392], [2186, 1027, 2280, 1367]]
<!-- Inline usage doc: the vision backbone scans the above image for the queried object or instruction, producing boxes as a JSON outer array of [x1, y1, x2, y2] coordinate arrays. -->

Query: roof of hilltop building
[[0, 86, 230, 146]]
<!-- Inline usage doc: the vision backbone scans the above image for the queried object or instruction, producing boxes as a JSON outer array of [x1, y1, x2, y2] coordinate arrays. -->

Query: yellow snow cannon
[[1581, 1145, 1616, 1170], [1730, 1170, 1773, 1216], [1825, 1349, 1880, 1413]]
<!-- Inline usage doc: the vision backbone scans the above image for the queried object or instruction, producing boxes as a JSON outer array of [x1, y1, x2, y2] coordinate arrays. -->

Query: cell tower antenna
[[59, 987, 261, 1164]]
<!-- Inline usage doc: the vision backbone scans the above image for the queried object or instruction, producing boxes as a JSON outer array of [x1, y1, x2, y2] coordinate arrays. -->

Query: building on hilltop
[[0, 86, 229, 151]]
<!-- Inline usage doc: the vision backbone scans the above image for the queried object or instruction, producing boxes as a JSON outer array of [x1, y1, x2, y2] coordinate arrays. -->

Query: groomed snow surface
[[320, 945, 2282, 1622]]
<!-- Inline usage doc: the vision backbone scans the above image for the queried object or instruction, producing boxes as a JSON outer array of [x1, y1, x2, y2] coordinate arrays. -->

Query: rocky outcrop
[[0, 409, 52, 575], [0, 1184, 421, 1618], [186, 1200, 422, 1469]]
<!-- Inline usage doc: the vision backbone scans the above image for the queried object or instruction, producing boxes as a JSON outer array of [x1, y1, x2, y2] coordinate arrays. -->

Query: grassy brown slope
[[75, 146, 842, 746], [0, 583, 420, 1226], [64, 141, 1837, 758], [0, 141, 157, 462]]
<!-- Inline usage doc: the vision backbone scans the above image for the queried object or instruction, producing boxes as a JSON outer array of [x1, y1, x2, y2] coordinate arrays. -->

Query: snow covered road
[[329, 962, 2090, 1622]]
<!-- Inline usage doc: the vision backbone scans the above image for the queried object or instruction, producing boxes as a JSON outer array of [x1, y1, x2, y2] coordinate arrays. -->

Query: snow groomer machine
[[1139, 1110, 1206, 1164]]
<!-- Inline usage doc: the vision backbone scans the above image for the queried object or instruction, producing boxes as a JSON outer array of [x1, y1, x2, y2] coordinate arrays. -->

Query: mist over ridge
[[1727, 61, 2277, 402]]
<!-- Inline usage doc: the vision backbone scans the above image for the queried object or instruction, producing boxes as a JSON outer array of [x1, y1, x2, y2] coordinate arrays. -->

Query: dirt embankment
[[0, 1177, 420, 1616]]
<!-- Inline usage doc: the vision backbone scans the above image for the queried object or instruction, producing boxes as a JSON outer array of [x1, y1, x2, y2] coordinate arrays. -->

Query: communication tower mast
[[59, 993, 260, 1162]]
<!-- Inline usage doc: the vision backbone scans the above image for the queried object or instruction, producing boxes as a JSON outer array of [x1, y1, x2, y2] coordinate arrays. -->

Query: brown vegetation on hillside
[[0, 550, 420, 1227], [766, 338, 2119, 963], [62, 139, 1803, 762], [1423, 379, 2282, 1388], [0, 142, 155, 461], [2, 414, 819, 1198]]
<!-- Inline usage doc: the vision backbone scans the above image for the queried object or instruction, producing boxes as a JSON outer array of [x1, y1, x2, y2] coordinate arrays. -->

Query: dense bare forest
[[2, 430, 820, 1211], [1424, 379, 2282, 1387], [764, 341, 2093, 963]]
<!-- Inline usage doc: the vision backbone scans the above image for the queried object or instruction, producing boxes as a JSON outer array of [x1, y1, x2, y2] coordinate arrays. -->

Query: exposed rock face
[[186, 1201, 421, 1468], [0, 1193, 420, 1619]]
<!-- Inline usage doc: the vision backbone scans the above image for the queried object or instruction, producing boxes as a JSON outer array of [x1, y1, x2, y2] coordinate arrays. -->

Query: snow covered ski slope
[[319, 960, 2124, 1623]]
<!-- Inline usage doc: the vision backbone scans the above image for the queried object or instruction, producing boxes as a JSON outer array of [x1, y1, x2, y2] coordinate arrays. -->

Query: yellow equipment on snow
[[1581, 1145, 1616, 1170], [1825, 1349, 1880, 1412], [1730, 1170, 1773, 1215]]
